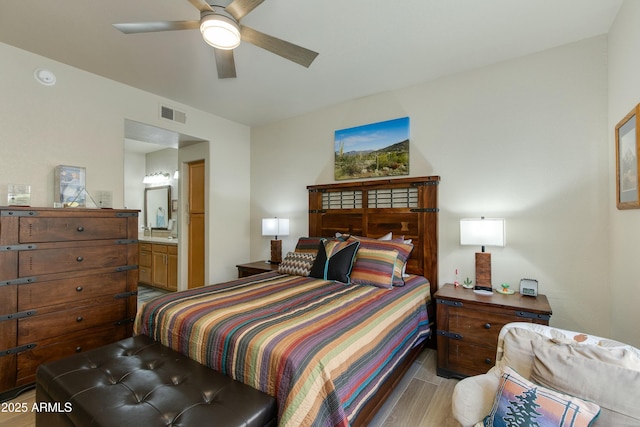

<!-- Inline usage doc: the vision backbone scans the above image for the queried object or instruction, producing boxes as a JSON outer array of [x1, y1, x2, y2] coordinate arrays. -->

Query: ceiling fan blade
[[225, 0, 264, 21], [113, 21, 199, 34], [187, 0, 214, 13], [214, 48, 237, 79], [240, 26, 318, 68]]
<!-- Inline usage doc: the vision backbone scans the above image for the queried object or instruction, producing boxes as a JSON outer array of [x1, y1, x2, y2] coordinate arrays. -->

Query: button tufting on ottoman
[[35, 334, 277, 427]]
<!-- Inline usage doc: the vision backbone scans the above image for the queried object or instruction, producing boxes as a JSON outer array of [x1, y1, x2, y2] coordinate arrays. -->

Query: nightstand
[[435, 283, 552, 379], [236, 261, 280, 278]]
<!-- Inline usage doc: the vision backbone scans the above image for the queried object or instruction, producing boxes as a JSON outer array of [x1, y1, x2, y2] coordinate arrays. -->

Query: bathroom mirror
[[145, 185, 171, 229]]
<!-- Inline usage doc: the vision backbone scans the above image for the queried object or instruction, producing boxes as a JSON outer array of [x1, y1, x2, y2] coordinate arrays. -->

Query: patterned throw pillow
[[350, 247, 399, 289], [309, 239, 359, 283], [483, 366, 600, 427], [278, 252, 316, 277], [347, 236, 413, 286]]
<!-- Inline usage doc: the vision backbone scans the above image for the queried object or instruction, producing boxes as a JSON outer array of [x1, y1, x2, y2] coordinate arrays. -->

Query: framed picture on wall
[[615, 104, 640, 209], [334, 117, 410, 180], [54, 165, 86, 207]]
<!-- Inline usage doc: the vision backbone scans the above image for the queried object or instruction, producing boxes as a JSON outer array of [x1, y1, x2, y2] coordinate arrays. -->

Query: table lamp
[[460, 217, 505, 295], [262, 217, 289, 264]]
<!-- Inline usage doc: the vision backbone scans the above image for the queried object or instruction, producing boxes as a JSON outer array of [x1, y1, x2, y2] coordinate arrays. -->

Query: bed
[[135, 176, 440, 426]]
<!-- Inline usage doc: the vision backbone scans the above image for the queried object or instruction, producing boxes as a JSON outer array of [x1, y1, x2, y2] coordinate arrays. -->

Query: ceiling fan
[[113, 0, 319, 79]]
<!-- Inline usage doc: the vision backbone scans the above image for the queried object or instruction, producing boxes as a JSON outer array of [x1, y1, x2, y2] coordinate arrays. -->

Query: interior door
[[188, 160, 205, 289]]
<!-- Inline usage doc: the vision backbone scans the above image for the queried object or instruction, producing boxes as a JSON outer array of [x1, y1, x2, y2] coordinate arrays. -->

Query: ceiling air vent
[[159, 105, 186, 124]]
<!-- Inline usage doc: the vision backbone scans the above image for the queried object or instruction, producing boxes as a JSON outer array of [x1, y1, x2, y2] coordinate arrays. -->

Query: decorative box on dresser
[[0, 207, 139, 401], [435, 283, 552, 379]]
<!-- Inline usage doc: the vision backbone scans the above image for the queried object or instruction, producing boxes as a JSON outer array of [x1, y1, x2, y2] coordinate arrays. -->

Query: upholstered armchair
[[451, 322, 640, 427]]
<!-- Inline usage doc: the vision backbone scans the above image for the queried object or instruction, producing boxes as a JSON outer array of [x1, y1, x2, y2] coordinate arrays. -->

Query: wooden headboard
[[307, 176, 440, 298]]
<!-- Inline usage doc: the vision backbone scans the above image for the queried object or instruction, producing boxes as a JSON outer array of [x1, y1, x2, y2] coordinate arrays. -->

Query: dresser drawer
[[18, 271, 127, 310], [16, 323, 130, 386], [18, 217, 129, 243], [447, 306, 514, 345], [18, 244, 127, 276], [18, 299, 126, 344], [440, 340, 496, 377]]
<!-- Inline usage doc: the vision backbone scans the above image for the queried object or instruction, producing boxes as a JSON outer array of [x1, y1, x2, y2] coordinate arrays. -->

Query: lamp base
[[475, 252, 493, 292], [269, 239, 282, 264]]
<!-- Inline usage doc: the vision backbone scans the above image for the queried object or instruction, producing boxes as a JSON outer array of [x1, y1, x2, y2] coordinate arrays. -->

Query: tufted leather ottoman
[[35, 334, 277, 427]]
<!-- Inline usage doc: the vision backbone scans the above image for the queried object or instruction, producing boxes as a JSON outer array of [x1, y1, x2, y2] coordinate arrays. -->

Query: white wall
[[0, 42, 251, 285], [251, 36, 611, 337], [123, 149, 145, 229], [608, 0, 640, 347]]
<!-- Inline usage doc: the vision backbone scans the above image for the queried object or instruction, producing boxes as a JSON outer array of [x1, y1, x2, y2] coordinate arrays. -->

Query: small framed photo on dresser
[[54, 165, 86, 207], [616, 104, 640, 209]]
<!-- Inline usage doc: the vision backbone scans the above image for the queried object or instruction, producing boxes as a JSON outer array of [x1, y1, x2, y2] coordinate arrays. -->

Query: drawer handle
[[76, 316, 83, 322], [75, 346, 82, 353], [485, 358, 493, 365], [76, 256, 84, 262], [77, 226, 84, 232], [76, 286, 83, 292], [484, 323, 492, 329]]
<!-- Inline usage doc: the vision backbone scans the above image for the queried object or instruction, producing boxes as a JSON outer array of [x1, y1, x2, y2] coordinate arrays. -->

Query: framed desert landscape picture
[[334, 117, 409, 180]]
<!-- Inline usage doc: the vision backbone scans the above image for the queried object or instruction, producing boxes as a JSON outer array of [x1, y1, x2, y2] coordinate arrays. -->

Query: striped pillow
[[348, 237, 414, 286], [294, 236, 345, 255], [351, 248, 399, 289], [278, 252, 316, 277]]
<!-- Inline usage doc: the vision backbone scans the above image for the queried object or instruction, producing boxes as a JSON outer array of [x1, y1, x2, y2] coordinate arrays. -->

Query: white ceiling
[[0, 0, 623, 127]]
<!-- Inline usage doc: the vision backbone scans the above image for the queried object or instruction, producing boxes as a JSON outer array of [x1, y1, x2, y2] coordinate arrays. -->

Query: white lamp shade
[[460, 218, 505, 247], [262, 218, 289, 237]]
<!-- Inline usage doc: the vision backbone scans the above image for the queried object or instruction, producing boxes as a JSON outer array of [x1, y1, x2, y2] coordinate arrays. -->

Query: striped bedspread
[[134, 272, 431, 427]]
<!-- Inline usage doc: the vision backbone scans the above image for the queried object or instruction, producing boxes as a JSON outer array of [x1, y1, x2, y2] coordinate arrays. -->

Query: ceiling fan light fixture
[[200, 13, 241, 50]]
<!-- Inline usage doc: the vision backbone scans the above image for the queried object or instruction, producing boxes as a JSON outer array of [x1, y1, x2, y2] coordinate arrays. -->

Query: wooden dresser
[[435, 283, 552, 379], [0, 207, 139, 401]]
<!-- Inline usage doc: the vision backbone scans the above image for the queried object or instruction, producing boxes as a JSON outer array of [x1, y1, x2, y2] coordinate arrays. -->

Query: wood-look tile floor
[[369, 347, 461, 427], [0, 347, 461, 427], [0, 389, 36, 427]]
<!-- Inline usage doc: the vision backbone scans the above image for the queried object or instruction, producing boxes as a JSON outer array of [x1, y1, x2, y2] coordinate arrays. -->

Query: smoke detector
[[34, 68, 56, 86]]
